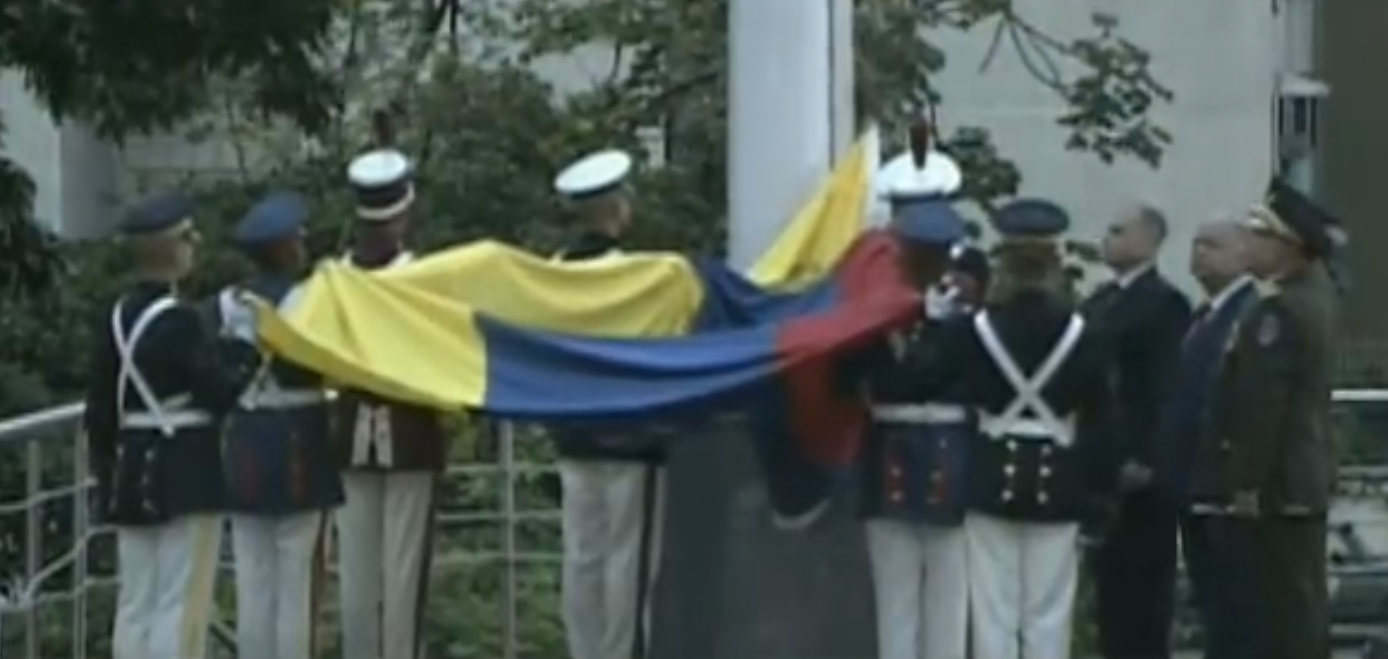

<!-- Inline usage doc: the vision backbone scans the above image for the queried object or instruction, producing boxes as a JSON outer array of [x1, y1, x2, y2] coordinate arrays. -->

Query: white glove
[[925, 286, 959, 320], [217, 288, 258, 342]]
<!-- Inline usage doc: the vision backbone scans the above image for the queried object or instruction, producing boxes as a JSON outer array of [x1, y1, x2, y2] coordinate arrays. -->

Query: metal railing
[[5, 390, 1388, 658], [0, 403, 561, 659]]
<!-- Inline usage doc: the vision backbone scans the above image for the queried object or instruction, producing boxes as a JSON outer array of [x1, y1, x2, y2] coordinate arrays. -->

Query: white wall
[[1, 71, 124, 239], [930, 0, 1278, 294], [1, 72, 64, 233]]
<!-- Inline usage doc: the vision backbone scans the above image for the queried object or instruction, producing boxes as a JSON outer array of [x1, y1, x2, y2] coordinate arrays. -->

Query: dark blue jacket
[[222, 274, 344, 514], [1154, 279, 1257, 503]]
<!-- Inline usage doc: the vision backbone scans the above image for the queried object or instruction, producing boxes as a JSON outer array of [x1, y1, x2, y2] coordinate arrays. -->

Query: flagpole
[[829, 0, 856, 159], [682, 3, 874, 659], [727, 0, 837, 269]]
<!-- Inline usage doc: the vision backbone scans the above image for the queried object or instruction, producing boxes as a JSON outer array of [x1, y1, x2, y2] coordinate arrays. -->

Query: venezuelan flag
[[257, 128, 882, 404], [257, 231, 915, 518], [255, 130, 904, 519]]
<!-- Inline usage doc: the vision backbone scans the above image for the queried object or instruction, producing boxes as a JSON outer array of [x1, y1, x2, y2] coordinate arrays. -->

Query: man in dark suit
[[1154, 219, 1256, 659], [1190, 179, 1341, 659], [1085, 204, 1193, 659]]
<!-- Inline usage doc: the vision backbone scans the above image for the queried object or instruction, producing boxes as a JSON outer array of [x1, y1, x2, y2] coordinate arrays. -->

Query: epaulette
[[1255, 279, 1281, 298]]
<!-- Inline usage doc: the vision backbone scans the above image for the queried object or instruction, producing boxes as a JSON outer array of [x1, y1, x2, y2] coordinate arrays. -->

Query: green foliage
[[0, 0, 339, 136], [0, 0, 1176, 656]]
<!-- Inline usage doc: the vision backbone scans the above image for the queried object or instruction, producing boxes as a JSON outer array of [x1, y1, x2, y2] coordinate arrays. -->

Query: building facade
[[930, 0, 1279, 295], [7, 0, 1376, 333]]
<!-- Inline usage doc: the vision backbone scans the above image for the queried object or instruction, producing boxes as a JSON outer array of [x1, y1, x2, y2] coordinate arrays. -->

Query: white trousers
[[865, 520, 969, 659], [560, 460, 665, 659], [231, 512, 329, 659], [112, 515, 223, 659], [965, 513, 1079, 659], [337, 471, 435, 659]]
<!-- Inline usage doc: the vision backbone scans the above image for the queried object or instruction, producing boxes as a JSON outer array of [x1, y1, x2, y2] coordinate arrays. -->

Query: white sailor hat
[[347, 148, 414, 221], [880, 151, 962, 204], [554, 149, 633, 200], [880, 119, 962, 204]]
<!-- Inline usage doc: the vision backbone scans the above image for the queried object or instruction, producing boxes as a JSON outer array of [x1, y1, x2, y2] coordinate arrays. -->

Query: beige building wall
[[930, 0, 1277, 295]]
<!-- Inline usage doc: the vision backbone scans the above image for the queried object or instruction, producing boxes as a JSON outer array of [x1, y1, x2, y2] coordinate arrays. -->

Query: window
[[1275, 73, 1329, 195]]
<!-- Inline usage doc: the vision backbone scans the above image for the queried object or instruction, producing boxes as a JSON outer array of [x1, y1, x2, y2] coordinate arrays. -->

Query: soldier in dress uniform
[[83, 193, 256, 659], [853, 126, 977, 659], [334, 149, 448, 659], [929, 199, 1118, 659], [1189, 178, 1340, 659], [218, 192, 344, 659], [546, 148, 666, 659]]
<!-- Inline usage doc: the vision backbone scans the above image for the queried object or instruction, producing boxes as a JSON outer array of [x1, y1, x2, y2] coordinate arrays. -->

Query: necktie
[[1183, 303, 1212, 342]]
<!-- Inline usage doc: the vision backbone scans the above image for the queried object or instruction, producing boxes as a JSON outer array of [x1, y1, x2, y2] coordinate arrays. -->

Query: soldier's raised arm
[[166, 301, 259, 416]]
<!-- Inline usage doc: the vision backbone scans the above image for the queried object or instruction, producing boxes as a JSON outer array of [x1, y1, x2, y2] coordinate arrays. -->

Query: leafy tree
[[0, 0, 338, 136], [0, 0, 343, 401], [0, 0, 339, 651], [1, 0, 1173, 656]]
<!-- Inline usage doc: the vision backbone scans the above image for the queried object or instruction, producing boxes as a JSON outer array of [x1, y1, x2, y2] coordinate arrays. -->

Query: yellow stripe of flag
[[255, 128, 880, 408]]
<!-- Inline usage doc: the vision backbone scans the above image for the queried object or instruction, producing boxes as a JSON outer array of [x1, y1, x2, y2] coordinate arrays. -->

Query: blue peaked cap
[[235, 191, 309, 247], [890, 197, 967, 246], [122, 193, 194, 236], [993, 198, 1070, 239]]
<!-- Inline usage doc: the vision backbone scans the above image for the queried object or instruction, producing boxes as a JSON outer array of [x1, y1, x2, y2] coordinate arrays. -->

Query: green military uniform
[[1189, 178, 1341, 659]]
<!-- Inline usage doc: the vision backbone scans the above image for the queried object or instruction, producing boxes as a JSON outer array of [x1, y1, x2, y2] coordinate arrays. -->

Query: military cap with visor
[[121, 193, 196, 237], [234, 191, 310, 248], [1246, 177, 1340, 259], [992, 198, 1070, 241]]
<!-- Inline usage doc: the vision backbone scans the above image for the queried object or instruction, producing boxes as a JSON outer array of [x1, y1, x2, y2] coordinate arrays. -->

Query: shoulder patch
[[1255, 313, 1281, 346]]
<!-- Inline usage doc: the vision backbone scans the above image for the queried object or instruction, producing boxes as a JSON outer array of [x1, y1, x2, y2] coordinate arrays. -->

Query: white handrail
[[0, 400, 555, 659], [1332, 389, 1388, 403], [0, 402, 85, 446], [3, 388, 1387, 448]]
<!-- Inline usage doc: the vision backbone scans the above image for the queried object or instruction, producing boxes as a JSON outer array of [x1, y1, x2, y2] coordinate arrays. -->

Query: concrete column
[[1, 70, 120, 239], [726, 0, 834, 268], [659, 4, 875, 659], [1, 71, 63, 232], [828, 0, 856, 159]]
